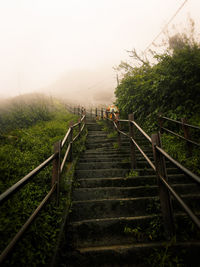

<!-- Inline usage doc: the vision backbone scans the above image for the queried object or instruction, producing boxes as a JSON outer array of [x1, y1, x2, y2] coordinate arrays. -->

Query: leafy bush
[[115, 37, 200, 133]]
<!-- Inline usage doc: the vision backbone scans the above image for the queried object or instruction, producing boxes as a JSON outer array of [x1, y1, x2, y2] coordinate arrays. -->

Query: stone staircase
[[58, 118, 200, 267]]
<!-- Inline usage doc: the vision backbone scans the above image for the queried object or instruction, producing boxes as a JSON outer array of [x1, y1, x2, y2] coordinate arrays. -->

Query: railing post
[[158, 113, 164, 133], [151, 133, 175, 239], [106, 110, 108, 120], [69, 122, 73, 162], [84, 110, 86, 124], [128, 114, 137, 169], [95, 108, 98, 118], [117, 121, 121, 148], [78, 118, 81, 137], [52, 140, 61, 205], [181, 118, 192, 156], [111, 111, 114, 121], [101, 108, 103, 119]]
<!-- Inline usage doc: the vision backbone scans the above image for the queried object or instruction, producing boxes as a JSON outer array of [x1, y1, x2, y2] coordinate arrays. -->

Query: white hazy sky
[[0, 0, 199, 98]]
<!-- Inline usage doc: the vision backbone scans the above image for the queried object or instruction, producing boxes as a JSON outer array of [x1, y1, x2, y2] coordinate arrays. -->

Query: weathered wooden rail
[[92, 107, 200, 238], [0, 112, 86, 264], [158, 115, 200, 156]]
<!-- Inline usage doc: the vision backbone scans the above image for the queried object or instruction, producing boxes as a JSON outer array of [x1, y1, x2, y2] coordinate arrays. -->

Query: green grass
[[0, 95, 87, 266], [161, 132, 200, 176]]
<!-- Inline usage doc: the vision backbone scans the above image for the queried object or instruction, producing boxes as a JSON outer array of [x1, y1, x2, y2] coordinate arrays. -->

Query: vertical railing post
[[111, 111, 114, 121], [158, 113, 164, 133], [128, 114, 136, 169], [95, 108, 98, 119], [151, 133, 175, 239], [52, 140, 61, 205], [69, 122, 73, 162], [101, 108, 103, 119], [117, 121, 121, 148], [106, 110, 108, 120], [111, 111, 115, 131], [78, 118, 81, 137], [181, 118, 192, 156]]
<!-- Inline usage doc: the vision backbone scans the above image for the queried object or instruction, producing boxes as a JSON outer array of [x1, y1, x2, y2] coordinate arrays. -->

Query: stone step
[[71, 195, 200, 222], [77, 174, 192, 188], [68, 213, 200, 249], [73, 184, 199, 201], [83, 149, 153, 155], [68, 215, 161, 249], [77, 160, 175, 170], [63, 241, 200, 267], [79, 155, 154, 162], [77, 162, 131, 170], [71, 197, 159, 221], [75, 168, 181, 179]]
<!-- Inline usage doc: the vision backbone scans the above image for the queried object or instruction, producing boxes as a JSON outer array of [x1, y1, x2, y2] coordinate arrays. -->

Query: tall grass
[[0, 94, 85, 266], [0, 93, 57, 135]]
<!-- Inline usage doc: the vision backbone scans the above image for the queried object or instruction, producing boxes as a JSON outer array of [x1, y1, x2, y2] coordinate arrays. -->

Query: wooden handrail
[[158, 115, 200, 151], [104, 110, 200, 234], [161, 116, 200, 130]]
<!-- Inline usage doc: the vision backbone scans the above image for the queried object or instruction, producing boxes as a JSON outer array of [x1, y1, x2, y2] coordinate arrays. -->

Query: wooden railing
[[158, 115, 200, 156], [0, 113, 86, 264], [95, 108, 200, 238]]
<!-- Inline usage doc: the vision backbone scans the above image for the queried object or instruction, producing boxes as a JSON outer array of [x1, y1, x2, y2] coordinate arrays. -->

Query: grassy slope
[[0, 96, 85, 266]]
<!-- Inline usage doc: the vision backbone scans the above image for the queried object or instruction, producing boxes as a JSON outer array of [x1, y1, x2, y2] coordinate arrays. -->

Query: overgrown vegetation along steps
[[58, 119, 200, 267]]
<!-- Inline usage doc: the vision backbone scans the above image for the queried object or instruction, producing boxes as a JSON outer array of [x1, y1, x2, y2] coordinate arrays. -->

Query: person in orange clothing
[[106, 105, 119, 121]]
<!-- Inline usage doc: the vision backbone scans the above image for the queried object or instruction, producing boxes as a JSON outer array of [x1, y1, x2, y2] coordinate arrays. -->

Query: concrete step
[[77, 162, 131, 170], [68, 213, 200, 249], [73, 184, 199, 201], [75, 168, 181, 179], [63, 241, 200, 267], [71, 196, 159, 221], [71, 194, 200, 222], [77, 174, 192, 188], [79, 155, 154, 162], [68, 215, 162, 248], [77, 160, 175, 170]]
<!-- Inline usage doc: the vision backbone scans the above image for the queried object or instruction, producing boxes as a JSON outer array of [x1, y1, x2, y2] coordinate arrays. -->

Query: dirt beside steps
[[58, 119, 200, 267]]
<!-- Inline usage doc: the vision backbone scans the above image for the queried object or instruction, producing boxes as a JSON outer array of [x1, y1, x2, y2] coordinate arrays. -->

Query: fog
[[0, 0, 199, 105]]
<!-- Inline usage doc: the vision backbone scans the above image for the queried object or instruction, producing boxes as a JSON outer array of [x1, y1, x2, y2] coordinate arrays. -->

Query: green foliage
[[107, 131, 117, 139], [0, 97, 85, 266], [113, 142, 119, 149], [115, 38, 200, 133], [124, 226, 144, 241], [0, 94, 59, 135], [147, 237, 185, 267], [121, 157, 130, 163], [161, 132, 200, 175], [126, 169, 139, 178]]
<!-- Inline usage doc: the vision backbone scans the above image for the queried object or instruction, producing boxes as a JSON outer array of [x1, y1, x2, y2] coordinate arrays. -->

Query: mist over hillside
[[40, 68, 116, 106]]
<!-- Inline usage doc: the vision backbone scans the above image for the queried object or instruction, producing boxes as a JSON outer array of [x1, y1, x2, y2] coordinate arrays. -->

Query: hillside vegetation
[[115, 27, 200, 174], [0, 94, 86, 266]]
